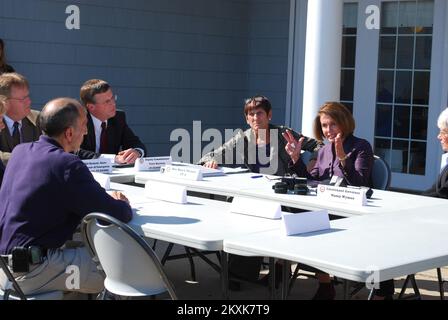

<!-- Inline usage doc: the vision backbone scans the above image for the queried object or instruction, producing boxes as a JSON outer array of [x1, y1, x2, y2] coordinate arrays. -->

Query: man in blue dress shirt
[[0, 97, 133, 296]]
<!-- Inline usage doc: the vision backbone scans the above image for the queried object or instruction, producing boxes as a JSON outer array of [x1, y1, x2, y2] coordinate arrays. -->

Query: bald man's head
[[38, 98, 84, 137]]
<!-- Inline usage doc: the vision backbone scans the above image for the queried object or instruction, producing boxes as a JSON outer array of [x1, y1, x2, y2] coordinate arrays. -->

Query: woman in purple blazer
[[284, 102, 394, 300], [284, 101, 373, 187]]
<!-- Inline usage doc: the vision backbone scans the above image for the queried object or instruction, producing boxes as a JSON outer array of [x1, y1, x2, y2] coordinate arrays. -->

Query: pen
[[251, 175, 263, 179]]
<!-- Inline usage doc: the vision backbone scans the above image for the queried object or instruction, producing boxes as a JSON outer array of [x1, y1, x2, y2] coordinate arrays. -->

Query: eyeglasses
[[95, 95, 117, 106], [8, 95, 31, 102]]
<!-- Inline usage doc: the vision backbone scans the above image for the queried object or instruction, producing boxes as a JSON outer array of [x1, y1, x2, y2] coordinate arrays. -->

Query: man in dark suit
[[0, 73, 41, 165], [77, 79, 146, 164], [0, 97, 133, 295], [424, 107, 448, 198]]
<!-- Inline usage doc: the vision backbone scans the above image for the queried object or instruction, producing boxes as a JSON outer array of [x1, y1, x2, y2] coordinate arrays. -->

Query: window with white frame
[[374, 0, 433, 175]]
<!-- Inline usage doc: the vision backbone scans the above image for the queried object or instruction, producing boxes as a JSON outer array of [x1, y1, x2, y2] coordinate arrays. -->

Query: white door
[[351, 0, 447, 191]]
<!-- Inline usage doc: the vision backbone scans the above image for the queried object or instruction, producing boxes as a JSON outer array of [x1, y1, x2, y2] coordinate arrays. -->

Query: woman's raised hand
[[282, 130, 304, 164], [334, 133, 347, 162]]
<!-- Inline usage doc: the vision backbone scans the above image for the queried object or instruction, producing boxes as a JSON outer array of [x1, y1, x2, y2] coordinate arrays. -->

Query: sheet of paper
[[220, 167, 250, 174]]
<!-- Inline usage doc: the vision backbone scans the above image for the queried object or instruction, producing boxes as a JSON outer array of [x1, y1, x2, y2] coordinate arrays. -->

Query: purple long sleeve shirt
[[290, 134, 373, 187], [0, 136, 133, 254]]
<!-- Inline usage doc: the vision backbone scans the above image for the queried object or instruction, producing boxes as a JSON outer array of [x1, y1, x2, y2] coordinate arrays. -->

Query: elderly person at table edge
[[423, 107, 448, 198], [198, 95, 322, 176], [285, 101, 394, 300], [0, 97, 132, 296]]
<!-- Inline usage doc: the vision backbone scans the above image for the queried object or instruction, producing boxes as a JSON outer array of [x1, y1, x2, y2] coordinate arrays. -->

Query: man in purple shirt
[[0, 97, 133, 296]]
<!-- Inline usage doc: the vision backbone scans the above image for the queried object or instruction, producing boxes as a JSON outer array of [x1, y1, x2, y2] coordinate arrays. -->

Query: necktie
[[99, 122, 108, 154], [12, 121, 21, 148]]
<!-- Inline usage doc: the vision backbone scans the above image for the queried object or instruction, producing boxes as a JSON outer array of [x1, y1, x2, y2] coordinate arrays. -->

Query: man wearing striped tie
[[0, 73, 41, 165], [76, 79, 146, 164]]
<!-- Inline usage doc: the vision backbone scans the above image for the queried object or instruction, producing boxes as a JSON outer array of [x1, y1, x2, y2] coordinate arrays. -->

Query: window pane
[[341, 102, 353, 114], [343, 3, 358, 35], [415, 36, 432, 70], [409, 141, 426, 175], [391, 140, 409, 173], [374, 138, 391, 163], [375, 104, 392, 137], [398, 1, 416, 34], [395, 71, 412, 104], [416, 0, 434, 34], [340, 69, 355, 101], [411, 107, 428, 140], [377, 71, 394, 103], [379, 36, 396, 69], [393, 105, 410, 139], [381, 2, 398, 34], [396, 36, 414, 69], [413, 71, 430, 105], [342, 36, 356, 68]]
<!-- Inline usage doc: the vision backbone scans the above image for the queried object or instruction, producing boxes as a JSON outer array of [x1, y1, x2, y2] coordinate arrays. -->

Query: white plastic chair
[[371, 155, 391, 190], [81, 213, 177, 299], [0, 256, 63, 300]]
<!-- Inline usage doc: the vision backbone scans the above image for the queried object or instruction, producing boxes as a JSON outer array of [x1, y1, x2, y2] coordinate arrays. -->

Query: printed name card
[[281, 210, 330, 236], [144, 181, 187, 204], [135, 156, 172, 172], [91, 172, 111, 190], [316, 184, 367, 206], [83, 158, 113, 174], [160, 165, 203, 181], [230, 197, 282, 220]]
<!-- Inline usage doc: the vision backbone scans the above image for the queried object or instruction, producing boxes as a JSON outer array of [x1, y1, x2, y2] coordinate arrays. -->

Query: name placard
[[135, 156, 172, 171], [230, 197, 282, 220], [282, 210, 330, 236], [83, 158, 112, 174], [160, 165, 202, 181], [144, 181, 187, 204], [317, 184, 367, 206]]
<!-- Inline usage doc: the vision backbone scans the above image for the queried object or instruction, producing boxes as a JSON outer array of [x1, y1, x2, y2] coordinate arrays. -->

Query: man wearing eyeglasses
[[0, 73, 41, 165], [76, 79, 146, 164]]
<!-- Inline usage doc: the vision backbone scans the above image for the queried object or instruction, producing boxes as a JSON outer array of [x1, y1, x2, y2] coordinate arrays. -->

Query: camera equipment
[[28, 246, 44, 265], [10, 246, 45, 273], [11, 247, 29, 273], [272, 176, 309, 195], [272, 181, 288, 194]]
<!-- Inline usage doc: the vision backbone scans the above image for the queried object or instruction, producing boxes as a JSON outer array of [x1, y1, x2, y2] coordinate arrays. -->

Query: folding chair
[[81, 213, 177, 299]]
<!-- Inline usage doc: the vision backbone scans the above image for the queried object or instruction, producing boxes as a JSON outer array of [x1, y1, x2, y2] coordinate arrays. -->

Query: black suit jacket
[[77, 110, 146, 159], [423, 165, 448, 198]]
